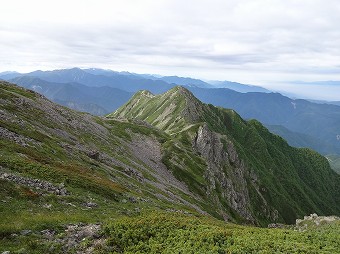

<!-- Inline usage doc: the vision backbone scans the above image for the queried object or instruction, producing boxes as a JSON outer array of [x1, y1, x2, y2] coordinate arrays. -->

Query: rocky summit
[[1, 82, 340, 253]]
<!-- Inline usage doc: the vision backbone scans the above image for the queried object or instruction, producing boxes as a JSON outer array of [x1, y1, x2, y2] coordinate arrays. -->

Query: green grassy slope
[[111, 86, 340, 225], [0, 82, 200, 238]]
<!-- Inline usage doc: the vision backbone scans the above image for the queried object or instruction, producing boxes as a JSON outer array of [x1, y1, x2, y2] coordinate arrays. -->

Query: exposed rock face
[[193, 124, 254, 221], [193, 124, 279, 223], [178, 87, 204, 122], [126, 134, 206, 214], [267, 223, 286, 229]]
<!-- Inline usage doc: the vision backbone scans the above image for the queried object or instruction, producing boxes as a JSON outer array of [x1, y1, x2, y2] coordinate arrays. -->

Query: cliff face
[[193, 124, 280, 223], [193, 124, 253, 221]]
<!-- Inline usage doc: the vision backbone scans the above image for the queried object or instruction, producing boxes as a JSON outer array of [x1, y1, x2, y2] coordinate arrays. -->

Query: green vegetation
[[2, 207, 340, 253], [105, 211, 340, 254], [1, 82, 340, 252], [110, 85, 340, 225], [110, 87, 193, 134]]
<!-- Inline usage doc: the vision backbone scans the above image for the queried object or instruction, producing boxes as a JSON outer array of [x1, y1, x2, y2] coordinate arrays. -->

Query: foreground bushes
[[104, 211, 340, 254]]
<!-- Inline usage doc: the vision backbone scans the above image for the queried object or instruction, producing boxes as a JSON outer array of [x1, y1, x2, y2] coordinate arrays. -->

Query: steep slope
[[0, 81, 212, 230], [111, 86, 340, 224]]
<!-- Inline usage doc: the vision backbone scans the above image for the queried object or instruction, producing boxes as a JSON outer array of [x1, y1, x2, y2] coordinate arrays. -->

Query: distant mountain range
[[0, 67, 269, 92], [9, 75, 133, 115], [0, 68, 272, 114], [266, 125, 337, 155], [209, 80, 271, 93], [1, 68, 340, 161]]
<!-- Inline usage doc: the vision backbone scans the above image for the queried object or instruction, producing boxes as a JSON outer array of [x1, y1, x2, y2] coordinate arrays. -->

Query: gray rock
[[128, 196, 137, 203], [0, 172, 69, 196], [41, 229, 55, 239], [87, 150, 100, 160], [0, 126, 39, 147], [268, 223, 286, 228], [84, 202, 98, 208], [193, 124, 255, 222], [20, 229, 32, 236]]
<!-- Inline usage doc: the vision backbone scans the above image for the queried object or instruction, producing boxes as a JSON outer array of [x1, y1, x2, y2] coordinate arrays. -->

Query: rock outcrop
[[296, 213, 340, 230], [0, 171, 68, 196], [193, 124, 254, 222]]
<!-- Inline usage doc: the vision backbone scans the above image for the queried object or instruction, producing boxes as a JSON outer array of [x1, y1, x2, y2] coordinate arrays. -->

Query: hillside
[[111, 86, 340, 224], [1, 82, 340, 252], [0, 81, 211, 252]]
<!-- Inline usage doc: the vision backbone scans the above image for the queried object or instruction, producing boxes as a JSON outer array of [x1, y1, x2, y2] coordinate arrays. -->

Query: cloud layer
[[1, 0, 340, 98]]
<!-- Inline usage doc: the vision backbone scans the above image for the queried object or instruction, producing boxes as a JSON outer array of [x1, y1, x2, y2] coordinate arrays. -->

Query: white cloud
[[1, 0, 340, 99]]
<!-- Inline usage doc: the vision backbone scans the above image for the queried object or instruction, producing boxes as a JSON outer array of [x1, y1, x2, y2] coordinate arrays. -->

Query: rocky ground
[[1, 223, 108, 254], [0, 171, 68, 196], [295, 213, 340, 231], [267, 213, 340, 231]]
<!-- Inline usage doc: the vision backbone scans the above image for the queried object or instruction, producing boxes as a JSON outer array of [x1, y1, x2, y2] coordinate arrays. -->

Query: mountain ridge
[[111, 86, 340, 224]]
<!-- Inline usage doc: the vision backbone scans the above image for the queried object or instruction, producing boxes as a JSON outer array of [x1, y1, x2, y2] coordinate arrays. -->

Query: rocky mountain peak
[[110, 86, 207, 134], [166, 86, 199, 102], [139, 90, 154, 98]]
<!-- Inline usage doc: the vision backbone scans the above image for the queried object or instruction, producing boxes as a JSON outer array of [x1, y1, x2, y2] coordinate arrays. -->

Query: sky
[[1, 0, 340, 100]]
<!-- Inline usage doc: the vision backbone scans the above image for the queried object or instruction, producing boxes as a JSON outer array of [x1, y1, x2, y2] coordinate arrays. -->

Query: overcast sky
[[1, 0, 340, 99]]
